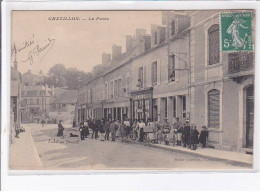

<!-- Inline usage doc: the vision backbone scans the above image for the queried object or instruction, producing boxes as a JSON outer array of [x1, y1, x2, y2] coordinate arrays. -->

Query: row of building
[[11, 60, 78, 126], [76, 11, 254, 153]]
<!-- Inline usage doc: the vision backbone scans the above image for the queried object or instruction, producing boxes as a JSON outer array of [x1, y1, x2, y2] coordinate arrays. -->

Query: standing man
[[172, 117, 182, 146], [182, 120, 191, 148], [104, 120, 110, 140], [79, 123, 85, 140], [163, 118, 170, 145]]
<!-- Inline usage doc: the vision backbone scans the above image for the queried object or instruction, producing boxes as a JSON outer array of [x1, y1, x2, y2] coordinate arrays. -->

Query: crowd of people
[[68, 117, 209, 151]]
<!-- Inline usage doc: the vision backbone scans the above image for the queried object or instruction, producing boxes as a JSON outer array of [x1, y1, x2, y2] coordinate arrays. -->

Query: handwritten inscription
[[22, 38, 56, 65]]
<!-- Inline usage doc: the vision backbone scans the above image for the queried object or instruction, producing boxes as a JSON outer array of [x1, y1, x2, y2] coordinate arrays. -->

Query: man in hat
[[171, 117, 182, 146], [163, 118, 170, 145], [182, 120, 191, 148]]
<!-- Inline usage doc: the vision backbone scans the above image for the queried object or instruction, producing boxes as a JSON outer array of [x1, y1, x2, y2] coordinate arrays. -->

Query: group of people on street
[[71, 117, 209, 151], [76, 118, 132, 142]]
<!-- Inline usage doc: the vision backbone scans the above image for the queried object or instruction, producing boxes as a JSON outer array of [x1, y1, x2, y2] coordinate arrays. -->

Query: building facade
[[21, 71, 55, 123], [189, 10, 254, 152], [76, 11, 255, 152]]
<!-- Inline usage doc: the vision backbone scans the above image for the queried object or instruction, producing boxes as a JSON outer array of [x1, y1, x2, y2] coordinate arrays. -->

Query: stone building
[[189, 10, 254, 152], [75, 11, 255, 153], [21, 71, 55, 123]]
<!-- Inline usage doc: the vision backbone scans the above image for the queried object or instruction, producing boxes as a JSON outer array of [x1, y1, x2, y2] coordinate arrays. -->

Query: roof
[[54, 87, 68, 98], [52, 90, 78, 104]]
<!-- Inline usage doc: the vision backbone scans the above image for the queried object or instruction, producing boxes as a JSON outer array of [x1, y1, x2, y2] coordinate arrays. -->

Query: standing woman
[[83, 120, 89, 138], [119, 121, 126, 142], [109, 120, 116, 141], [57, 120, 64, 137], [99, 119, 105, 141]]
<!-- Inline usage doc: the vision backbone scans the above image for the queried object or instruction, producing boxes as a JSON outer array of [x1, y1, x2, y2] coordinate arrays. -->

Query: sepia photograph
[[9, 10, 255, 171]]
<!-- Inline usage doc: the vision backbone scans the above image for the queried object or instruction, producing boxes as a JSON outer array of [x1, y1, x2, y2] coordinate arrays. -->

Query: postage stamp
[[221, 12, 253, 52]]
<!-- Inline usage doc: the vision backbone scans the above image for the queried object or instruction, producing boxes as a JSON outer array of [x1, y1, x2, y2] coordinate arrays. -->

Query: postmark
[[221, 12, 253, 52]]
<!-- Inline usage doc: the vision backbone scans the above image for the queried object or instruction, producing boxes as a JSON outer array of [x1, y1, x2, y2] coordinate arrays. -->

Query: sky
[[11, 11, 163, 74]]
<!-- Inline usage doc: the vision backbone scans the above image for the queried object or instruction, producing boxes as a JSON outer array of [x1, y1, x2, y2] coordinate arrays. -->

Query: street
[[28, 123, 246, 170]]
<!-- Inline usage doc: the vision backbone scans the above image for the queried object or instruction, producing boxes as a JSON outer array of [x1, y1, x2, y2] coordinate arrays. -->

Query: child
[[199, 126, 209, 148], [190, 125, 199, 150], [79, 123, 84, 140]]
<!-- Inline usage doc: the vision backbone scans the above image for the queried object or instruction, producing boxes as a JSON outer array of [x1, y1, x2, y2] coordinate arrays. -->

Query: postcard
[[9, 10, 255, 170]]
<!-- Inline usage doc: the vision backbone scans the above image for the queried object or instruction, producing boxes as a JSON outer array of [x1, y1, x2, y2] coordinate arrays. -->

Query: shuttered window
[[138, 67, 143, 87], [208, 24, 220, 65], [152, 61, 157, 85], [208, 89, 220, 128]]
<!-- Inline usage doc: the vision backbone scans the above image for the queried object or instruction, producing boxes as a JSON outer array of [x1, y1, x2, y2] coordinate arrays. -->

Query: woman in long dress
[[57, 120, 64, 137]]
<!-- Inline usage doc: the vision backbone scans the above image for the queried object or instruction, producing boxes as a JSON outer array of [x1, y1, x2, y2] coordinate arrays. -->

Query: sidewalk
[[125, 139, 253, 167], [9, 124, 42, 169]]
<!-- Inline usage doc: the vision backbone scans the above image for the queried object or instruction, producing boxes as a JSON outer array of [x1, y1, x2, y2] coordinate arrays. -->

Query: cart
[[143, 124, 157, 145]]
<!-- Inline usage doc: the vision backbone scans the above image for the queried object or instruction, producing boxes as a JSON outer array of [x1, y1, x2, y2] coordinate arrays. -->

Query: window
[[30, 99, 33, 105], [105, 83, 108, 99], [23, 99, 27, 105], [118, 79, 122, 97], [171, 20, 176, 36], [152, 61, 157, 85], [208, 24, 220, 65], [182, 95, 186, 118], [168, 55, 175, 82], [36, 99, 39, 105], [208, 89, 220, 128], [114, 80, 118, 98], [110, 81, 114, 98], [138, 67, 143, 88], [165, 98, 167, 119], [173, 96, 176, 118]]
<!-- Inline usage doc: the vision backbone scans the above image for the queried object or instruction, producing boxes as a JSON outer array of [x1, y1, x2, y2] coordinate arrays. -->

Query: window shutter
[[144, 66, 146, 88], [208, 89, 220, 128], [208, 24, 220, 65], [164, 57, 168, 83], [157, 59, 161, 85], [175, 55, 179, 81]]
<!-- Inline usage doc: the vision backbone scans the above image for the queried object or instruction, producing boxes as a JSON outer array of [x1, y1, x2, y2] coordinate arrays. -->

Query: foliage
[[45, 64, 93, 89]]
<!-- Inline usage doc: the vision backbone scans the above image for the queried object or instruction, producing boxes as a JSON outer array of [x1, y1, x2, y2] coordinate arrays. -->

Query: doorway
[[246, 85, 254, 148]]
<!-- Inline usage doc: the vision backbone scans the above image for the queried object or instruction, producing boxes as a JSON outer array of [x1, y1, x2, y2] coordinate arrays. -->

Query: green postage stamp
[[221, 12, 253, 52]]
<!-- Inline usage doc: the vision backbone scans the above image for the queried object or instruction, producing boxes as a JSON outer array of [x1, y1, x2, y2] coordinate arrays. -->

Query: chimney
[[102, 52, 111, 65], [135, 29, 147, 39], [158, 26, 166, 44], [126, 35, 133, 53], [141, 35, 151, 53], [112, 45, 122, 61]]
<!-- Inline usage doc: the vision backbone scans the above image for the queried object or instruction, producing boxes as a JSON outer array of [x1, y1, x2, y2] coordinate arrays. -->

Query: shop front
[[130, 87, 153, 122], [103, 100, 130, 121]]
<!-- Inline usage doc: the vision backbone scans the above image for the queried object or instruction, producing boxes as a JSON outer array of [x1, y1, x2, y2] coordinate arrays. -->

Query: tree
[[46, 64, 67, 87], [46, 64, 93, 89]]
